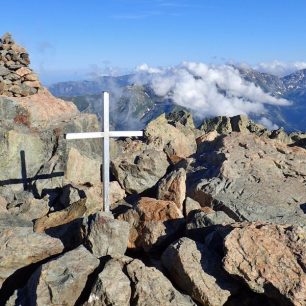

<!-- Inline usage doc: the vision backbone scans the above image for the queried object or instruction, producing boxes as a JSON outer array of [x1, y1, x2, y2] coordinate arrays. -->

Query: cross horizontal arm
[[65, 132, 104, 139], [65, 131, 143, 140], [110, 131, 143, 137]]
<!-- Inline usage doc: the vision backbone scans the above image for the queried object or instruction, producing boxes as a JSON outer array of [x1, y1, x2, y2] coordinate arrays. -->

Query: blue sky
[[2, 0, 306, 84]]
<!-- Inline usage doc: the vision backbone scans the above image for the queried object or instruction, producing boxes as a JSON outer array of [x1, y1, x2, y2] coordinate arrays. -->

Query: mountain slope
[[49, 68, 306, 132]]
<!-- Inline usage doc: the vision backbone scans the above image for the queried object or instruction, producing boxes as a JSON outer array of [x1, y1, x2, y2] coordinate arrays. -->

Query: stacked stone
[[0, 32, 42, 97]]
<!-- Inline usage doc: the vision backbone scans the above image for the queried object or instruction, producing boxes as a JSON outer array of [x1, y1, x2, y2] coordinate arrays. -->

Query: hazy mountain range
[[48, 66, 306, 132]]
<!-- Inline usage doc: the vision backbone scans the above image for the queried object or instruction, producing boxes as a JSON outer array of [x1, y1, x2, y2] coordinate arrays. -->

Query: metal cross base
[[65, 92, 143, 212]]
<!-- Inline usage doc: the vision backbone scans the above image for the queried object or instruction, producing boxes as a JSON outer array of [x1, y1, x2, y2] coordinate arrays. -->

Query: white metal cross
[[65, 92, 143, 212]]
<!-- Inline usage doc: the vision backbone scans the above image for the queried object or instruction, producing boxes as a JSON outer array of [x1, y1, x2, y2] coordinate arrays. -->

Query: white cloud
[[255, 60, 306, 77], [136, 64, 162, 74], [258, 117, 279, 130], [133, 62, 290, 119]]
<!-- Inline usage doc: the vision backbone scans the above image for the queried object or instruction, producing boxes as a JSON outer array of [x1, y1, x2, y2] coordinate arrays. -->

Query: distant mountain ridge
[[49, 74, 133, 97], [48, 67, 306, 132]]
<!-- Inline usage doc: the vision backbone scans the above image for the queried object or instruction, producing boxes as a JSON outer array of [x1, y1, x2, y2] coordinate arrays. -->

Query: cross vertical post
[[103, 92, 110, 212], [64, 92, 143, 213]]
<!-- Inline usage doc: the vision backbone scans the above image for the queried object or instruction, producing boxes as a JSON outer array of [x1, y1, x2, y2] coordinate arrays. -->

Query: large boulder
[[82, 212, 130, 258], [85, 256, 195, 306], [64, 146, 101, 186], [224, 223, 306, 306], [186, 209, 235, 230], [0, 129, 48, 194], [117, 197, 184, 252], [145, 113, 197, 159], [162, 237, 239, 306], [189, 132, 306, 225], [0, 214, 64, 289], [125, 258, 196, 306], [13, 245, 99, 306], [0, 95, 101, 202], [84, 258, 131, 306], [0, 89, 78, 129], [111, 149, 169, 194]]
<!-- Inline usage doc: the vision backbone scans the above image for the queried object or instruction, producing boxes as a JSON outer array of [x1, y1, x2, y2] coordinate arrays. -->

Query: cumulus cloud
[[258, 117, 279, 130], [133, 62, 289, 119], [255, 60, 306, 77]]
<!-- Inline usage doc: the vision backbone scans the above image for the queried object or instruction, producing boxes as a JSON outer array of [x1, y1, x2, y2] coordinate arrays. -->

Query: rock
[[7, 195, 49, 221], [0, 89, 79, 128], [83, 212, 130, 258], [65, 147, 101, 186], [109, 181, 126, 205], [0, 214, 64, 289], [15, 67, 31, 77], [145, 114, 197, 158], [0, 129, 48, 193], [186, 209, 235, 230], [199, 115, 268, 137], [162, 237, 239, 306], [0, 196, 7, 213], [166, 110, 196, 130], [135, 197, 184, 222], [199, 116, 232, 134], [60, 182, 125, 214], [0, 66, 10, 76], [189, 132, 306, 225], [23, 80, 40, 88], [111, 149, 169, 194], [184, 197, 201, 217], [270, 127, 293, 144], [157, 168, 186, 210], [84, 258, 131, 306], [19, 245, 99, 306], [0, 91, 101, 202], [126, 258, 196, 306], [60, 183, 102, 214], [117, 197, 184, 251], [24, 73, 38, 81], [33, 198, 87, 233], [224, 223, 306, 306], [196, 130, 219, 145]]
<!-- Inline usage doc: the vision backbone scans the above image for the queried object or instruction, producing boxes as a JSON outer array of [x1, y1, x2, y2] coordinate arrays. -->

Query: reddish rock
[[14, 88, 79, 126], [15, 67, 31, 77], [224, 223, 306, 306], [162, 237, 239, 306], [157, 168, 186, 210], [33, 198, 87, 233], [136, 197, 183, 221], [117, 197, 184, 251]]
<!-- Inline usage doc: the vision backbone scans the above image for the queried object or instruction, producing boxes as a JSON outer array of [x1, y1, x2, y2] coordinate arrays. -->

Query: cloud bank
[[254, 60, 306, 77], [134, 62, 289, 121]]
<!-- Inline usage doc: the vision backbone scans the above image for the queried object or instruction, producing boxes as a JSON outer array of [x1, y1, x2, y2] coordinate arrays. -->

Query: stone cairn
[[0, 32, 42, 97]]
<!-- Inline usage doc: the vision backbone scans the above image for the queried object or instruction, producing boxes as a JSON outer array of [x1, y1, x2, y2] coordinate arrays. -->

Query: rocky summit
[[1, 34, 306, 306]]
